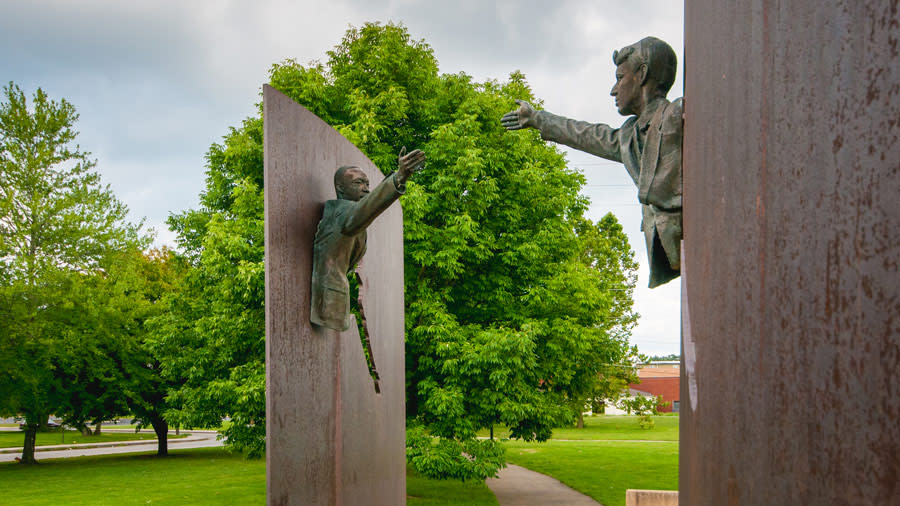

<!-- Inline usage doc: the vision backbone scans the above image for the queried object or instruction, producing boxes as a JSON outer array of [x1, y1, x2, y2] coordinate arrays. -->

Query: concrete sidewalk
[[486, 464, 602, 506], [0, 431, 223, 462], [0, 430, 217, 454]]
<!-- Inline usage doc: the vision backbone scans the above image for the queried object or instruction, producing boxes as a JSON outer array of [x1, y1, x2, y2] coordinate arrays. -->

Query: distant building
[[629, 362, 681, 413]]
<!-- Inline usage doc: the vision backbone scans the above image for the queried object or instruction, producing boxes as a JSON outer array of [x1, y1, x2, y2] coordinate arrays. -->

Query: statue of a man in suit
[[502, 36, 683, 288], [310, 148, 425, 330]]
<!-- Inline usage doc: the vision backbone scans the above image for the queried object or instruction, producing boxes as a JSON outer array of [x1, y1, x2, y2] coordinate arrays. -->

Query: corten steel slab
[[264, 85, 405, 506], [682, 1, 900, 504]]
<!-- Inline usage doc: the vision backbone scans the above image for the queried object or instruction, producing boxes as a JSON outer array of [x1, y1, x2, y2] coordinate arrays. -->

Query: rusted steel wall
[[264, 85, 406, 505], [681, 1, 900, 504]]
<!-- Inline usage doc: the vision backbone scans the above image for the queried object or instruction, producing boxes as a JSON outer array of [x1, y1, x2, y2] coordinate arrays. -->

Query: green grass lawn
[[504, 439, 678, 506], [0, 430, 187, 449], [478, 414, 679, 441], [0, 448, 263, 505], [0, 448, 497, 505], [407, 466, 499, 505], [0, 415, 676, 505]]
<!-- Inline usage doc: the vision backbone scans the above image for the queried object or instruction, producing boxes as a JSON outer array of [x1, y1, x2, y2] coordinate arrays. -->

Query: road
[[0, 430, 223, 462]]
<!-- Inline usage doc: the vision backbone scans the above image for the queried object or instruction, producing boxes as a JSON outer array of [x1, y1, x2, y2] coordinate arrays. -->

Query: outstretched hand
[[397, 147, 426, 181], [500, 99, 536, 131]]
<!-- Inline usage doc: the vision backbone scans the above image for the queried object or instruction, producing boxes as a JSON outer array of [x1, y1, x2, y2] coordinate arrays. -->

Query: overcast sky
[[1, 0, 684, 356]]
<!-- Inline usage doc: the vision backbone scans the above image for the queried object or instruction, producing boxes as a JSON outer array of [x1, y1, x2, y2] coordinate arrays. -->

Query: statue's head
[[610, 37, 677, 116], [334, 165, 370, 201]]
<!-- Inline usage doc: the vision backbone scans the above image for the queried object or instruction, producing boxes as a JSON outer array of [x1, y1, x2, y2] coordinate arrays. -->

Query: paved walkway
[[486, 464, 602, 506], [0, 430, 223, 462]]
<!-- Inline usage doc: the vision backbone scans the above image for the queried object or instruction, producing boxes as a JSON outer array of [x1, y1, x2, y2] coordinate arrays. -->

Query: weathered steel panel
[[682, 1, 900, 504], [264, 85, 406, 505]]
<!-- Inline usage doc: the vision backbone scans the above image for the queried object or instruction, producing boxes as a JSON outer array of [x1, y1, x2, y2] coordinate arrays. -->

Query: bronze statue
[[502, 37, 683, 288], [310, 148, 425, 330]]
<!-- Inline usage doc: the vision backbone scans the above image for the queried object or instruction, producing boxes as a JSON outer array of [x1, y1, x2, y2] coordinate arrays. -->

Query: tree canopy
[[0, 82, 148, 463], [157, 22, 638, 478]]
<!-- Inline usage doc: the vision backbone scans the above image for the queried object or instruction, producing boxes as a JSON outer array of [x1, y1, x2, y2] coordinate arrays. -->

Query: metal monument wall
[[681, 1, 899, 504], [264, 85, 406, 506]]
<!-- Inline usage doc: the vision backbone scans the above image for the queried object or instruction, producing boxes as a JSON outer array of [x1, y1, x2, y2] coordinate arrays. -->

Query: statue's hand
[[397, 147, 426, 182], [500, 99, 536, 131]]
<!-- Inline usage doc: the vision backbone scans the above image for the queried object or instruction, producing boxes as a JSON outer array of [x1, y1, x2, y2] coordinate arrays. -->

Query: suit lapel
[[638, 102, 668, 204]]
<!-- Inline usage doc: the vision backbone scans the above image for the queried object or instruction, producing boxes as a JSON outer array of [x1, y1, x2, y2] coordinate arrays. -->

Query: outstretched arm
[[503, 99, 624, 165], [343, 147, 426, 235]]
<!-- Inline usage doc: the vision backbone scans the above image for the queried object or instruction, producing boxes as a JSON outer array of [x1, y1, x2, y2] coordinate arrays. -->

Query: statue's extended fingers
[[501, 118, 523, 130], [403, 153, 425, 165]]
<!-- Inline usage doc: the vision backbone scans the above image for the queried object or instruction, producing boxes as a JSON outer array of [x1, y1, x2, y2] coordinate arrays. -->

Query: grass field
[[478, 414, 679, 441], [407, 466, 499, 505], [0, 415, 677, 505], [0, 448, 498, 505], [505, 439, 678, 506], [0, 430, 187, 449], [0, 448, 264, 505]]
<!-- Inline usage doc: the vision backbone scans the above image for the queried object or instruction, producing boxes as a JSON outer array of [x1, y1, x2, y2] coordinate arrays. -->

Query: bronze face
[[338, 168, 370, 201], [611, 60, 642, 116]]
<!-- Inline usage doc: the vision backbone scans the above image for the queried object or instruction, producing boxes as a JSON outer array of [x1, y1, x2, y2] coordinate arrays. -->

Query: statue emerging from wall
[[310, 147, 426, 330], [502, 36, 683, 288]]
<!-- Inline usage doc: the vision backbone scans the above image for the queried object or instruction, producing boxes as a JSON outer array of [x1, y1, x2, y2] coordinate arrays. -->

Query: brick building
[[629, 362, 681, 413]]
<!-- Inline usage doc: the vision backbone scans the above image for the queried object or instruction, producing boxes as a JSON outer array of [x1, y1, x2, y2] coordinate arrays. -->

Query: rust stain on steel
[[264, 85, 406, 505], [682, 0, 900, 504]]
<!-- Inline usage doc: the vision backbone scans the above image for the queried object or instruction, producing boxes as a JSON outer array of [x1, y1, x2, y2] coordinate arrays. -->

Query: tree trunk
[[150, 417, 168, 457], [175, 424, 180, 436], [20, 425, 38, 464], [80, 424, 92, 436], [93, 422, 102, 435], [576, 410, 584, 429]]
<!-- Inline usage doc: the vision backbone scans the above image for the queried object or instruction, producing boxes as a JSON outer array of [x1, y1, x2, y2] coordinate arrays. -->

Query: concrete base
[[626, 490, 678, 506]]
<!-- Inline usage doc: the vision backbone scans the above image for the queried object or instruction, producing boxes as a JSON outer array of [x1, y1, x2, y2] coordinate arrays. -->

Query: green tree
[[115, 247, 187, 456], [0, 82, 142, 463], [151, 123, 266, 456], [159, 22, 637, 478]]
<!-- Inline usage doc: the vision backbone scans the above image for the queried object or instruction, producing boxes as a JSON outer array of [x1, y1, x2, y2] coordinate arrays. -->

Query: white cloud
[[1, 0, 683, 355]]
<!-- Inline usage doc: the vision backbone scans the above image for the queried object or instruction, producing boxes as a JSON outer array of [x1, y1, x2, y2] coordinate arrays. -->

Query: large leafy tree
[[0, 82, 143, 463], [158, 22, 637, 477], [113, 247, 187, 456], [150, 119, 266, 456]]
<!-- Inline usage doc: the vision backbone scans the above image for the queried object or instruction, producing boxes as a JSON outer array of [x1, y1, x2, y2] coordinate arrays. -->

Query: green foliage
[[617, 395, 668, 428], [406, 424, 506, 481], [160, 22, 637, 476], [151, 115, 266, 456], [0, 82, 147, 463]]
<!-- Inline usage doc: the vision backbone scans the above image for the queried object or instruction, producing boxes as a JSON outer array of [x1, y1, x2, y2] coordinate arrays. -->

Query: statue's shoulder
[[322, 199, 356, 221], [659, 97, 684, 134]]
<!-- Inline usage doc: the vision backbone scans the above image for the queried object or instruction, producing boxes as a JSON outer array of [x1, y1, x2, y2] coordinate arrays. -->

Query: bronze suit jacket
[[310, 172, 404, 330], [533, 97, 683, 288]]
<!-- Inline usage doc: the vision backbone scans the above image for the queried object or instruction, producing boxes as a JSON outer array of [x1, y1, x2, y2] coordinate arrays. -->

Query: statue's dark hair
[[613, 37, 677, 95], [334, 165, 358, 197]]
